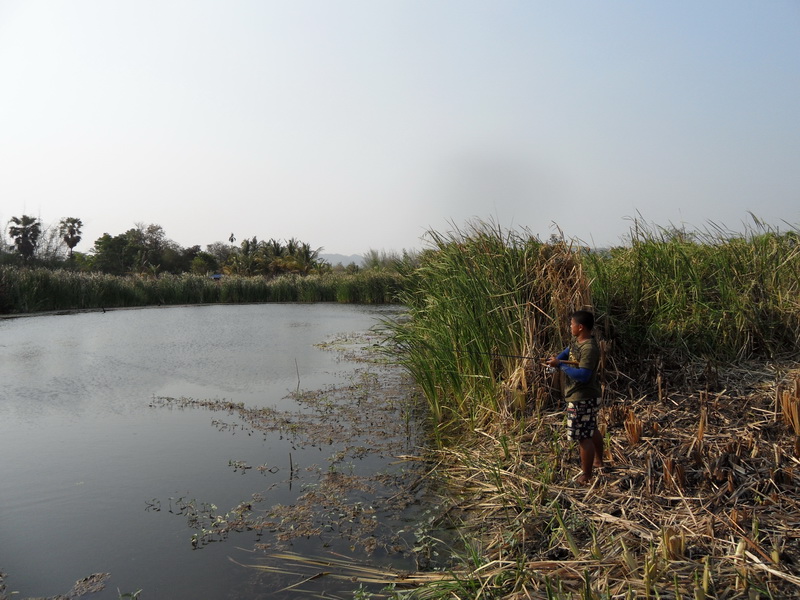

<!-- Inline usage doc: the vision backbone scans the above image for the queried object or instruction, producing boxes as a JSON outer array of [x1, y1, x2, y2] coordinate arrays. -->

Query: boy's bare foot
[[575, 473, 591, 485]]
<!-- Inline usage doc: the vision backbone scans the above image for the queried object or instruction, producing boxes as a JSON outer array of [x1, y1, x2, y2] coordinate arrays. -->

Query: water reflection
[[0, 304, 426, 598]]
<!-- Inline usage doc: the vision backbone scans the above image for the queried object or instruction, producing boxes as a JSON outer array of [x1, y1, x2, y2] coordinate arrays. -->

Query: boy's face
[[570, 318, 582, 337]]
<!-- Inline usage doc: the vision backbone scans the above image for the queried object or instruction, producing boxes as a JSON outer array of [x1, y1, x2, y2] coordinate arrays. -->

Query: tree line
[[2, 214, 349, 277]]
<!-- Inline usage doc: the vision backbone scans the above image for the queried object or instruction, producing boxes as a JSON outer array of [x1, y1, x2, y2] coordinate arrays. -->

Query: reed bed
[[585, 220, 800, 363], [389, 221, 591, 438], [385, 219, 800, 436], [0, 267, 403, 313], [378, 219, 800, 599]]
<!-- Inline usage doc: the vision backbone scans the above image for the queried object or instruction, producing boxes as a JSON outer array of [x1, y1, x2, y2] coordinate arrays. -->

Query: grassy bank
[[382, 220, 800, 598], [0, 268, 403, 313]]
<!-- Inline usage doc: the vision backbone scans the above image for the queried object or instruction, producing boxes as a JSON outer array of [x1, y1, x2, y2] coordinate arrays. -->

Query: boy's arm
[[546, 347, 570, 368], [560, 364, 593, 383], [559, 342, 599, 383]]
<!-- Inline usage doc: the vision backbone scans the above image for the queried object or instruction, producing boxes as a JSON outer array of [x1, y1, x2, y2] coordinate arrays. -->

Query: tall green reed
[[386, 221, 592, 439], [0, 267, 403, 313], [386, 217, 799, 438], [586, 218, 800, 362]]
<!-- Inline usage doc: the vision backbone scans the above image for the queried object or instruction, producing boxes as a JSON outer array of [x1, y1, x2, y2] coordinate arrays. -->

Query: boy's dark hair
[[571, 310, 595, 330]]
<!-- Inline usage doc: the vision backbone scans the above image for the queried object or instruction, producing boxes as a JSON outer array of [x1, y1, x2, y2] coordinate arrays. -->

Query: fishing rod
[[458, 350, 578, 366]]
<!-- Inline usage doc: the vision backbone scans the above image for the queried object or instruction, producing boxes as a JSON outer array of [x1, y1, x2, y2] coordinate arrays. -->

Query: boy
[[547, 310, 604, 485]]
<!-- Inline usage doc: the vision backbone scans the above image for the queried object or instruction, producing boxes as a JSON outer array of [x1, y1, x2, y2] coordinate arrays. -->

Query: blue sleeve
[[561, 365, 592, 383], [555, 347, 591, 381]]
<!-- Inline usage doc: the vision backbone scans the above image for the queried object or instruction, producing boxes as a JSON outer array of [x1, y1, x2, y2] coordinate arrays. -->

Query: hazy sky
[[1, 1, 798, 255]]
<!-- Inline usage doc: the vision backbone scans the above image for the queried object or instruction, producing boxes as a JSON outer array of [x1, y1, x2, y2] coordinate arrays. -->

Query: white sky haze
[[1, 1, 798, 255]]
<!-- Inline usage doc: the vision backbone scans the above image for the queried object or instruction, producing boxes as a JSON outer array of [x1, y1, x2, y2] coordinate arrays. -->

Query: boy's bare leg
[[592, 429, 604, 468], [577, 438, 595, 484]]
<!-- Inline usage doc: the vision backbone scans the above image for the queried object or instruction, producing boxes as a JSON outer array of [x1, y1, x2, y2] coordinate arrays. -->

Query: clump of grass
[[624, 409, 643, 446], [779, 376, 800, 456], [386, 220, 592, 439], [586, 217, 800, 364]]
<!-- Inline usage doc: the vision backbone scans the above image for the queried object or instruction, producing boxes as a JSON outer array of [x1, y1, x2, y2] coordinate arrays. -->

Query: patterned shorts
[[566, 398, 601, 441]]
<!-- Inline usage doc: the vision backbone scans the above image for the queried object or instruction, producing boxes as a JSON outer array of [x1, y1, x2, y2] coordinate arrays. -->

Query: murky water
[[0, 304, 427, 599]]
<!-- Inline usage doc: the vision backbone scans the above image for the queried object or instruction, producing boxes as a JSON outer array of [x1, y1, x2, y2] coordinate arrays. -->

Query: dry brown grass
[[419, 365, 800, 599]]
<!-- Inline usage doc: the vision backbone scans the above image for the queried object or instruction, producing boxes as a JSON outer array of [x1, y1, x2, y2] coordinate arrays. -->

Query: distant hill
[[320, 253, 364, 267]]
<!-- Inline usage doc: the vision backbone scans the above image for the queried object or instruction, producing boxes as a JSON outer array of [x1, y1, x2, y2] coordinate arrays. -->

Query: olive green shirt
[[564, 336, 602, 401]]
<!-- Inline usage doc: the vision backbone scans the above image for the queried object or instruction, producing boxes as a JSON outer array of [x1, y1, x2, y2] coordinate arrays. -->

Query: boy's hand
[[543, 357, 579, 368]]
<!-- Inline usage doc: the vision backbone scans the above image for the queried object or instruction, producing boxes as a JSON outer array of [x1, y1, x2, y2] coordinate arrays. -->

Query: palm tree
[[259, 239, 287, 275], [286, 237, 300, 257], [296, 242, 322, 274], [265, 238, 285, 259], [58, 217, 83, 258], [8, 215, 42, 261]]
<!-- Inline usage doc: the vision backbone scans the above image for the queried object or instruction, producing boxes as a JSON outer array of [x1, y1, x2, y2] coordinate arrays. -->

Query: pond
[[0, 304, 432, 599]]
